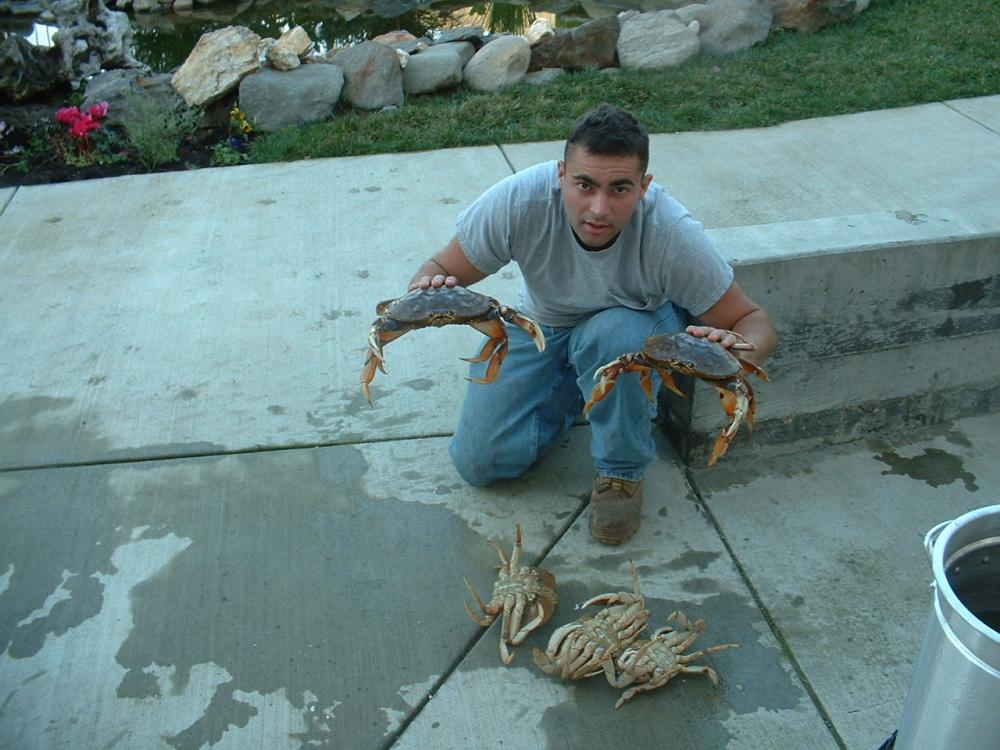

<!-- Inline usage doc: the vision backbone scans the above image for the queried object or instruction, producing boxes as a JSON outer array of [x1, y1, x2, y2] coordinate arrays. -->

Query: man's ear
[[557, 160, 565, 180], [640, 172, 653, 195]]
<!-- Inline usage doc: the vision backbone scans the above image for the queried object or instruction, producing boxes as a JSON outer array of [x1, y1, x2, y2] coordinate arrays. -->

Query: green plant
[[209, 106, 255, 167], [121, 94, 201, 170], [210, 141, 246, 166]]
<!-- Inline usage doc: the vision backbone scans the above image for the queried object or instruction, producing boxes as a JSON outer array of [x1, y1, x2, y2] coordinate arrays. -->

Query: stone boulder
[[171, 26, 262, 107], [677, 0, 772, 55], [463, 35, 531, 93], [0, 32, 62, 103], [403, 46, 463, 96], [42, 0, 144, 82], [239, 64, 344, 132], [434, 25, 485, 46], [330, 41, 404, 110], [81, 68, 181, 126], [427, 41, 476, 67], [529, 15, 620, 71], [617, 11, 700, 70], [266, 25, 312, 71], [769, 0, 869, 32]]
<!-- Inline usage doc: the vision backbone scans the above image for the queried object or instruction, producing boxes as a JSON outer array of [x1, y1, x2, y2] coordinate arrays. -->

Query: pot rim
[[927, 504, 1000, 647]]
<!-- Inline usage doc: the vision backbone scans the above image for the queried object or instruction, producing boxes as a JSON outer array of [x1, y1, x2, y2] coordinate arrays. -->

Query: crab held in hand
[[610, 610, 739, 709], [584, 332, 769, 466], [464, 523, 558, 665], [361, 285, 545, 404], [533, 561, 650, 681]]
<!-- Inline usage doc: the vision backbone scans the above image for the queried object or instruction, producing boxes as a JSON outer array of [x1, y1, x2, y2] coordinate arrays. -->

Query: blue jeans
[[449, 302, 685, 486]]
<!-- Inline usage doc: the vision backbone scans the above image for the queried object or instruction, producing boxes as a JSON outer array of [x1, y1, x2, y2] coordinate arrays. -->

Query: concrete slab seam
[[0, 186, 16, 216], [682, 466, 850, 750], [386, 500, 590, 749], [943, 100, 1000, 137], [496, 144, 518, 175], [0, 431, 456, 475]]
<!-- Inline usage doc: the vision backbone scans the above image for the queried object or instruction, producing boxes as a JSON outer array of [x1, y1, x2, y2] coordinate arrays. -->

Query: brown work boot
[[589, 476, 644, 545]]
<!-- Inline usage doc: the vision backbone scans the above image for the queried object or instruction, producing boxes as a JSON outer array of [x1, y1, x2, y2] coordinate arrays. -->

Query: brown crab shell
[[639, 332, 744, 380], [377, 286, 496, 325]]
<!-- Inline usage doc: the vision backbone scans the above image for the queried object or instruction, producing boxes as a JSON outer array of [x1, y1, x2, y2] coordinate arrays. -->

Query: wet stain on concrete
[[266, 405, 286, 415], [176, 388, 198, 401], [874, 447, 978, 491], [1, 442, 490, 748], [665, 549, 722, 572], [399, 378, 435, 393], [948, 277, 989, 309], [322, 308, 360, 321]]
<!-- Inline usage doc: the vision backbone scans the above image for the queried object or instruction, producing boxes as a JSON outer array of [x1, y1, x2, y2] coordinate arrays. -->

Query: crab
[[463, 523, 558, 665], [583, 331, 769, 466], [532, 562, 650, 681], [609, 609, 739, 708], [361, 285, 546, 404]]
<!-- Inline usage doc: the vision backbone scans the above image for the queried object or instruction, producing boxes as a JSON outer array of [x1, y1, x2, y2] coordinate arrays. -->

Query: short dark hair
[[564, 104, 649, 173]]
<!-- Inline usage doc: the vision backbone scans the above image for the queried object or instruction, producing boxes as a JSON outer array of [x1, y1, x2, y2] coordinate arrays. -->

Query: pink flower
[[56, 106, 81, 125], [69, 113, 101, 139], [87, 101, 109, 121]]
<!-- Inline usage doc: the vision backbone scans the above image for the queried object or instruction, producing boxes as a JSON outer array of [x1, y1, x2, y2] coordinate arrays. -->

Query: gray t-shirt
[[457, 161, 734, 328]]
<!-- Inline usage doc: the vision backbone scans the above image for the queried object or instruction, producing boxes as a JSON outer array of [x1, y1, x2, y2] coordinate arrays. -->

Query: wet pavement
[[1, 96, 998, 749]]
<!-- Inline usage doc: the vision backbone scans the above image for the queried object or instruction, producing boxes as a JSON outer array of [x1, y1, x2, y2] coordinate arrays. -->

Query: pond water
[[5, 0, 676, 73]]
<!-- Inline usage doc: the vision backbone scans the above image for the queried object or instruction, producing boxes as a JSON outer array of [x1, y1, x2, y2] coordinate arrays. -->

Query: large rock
[[617, 11, 701, 70], [529, 15, 620, 71], [403, 46, 463, 95], [330, 41, 403, 110], [0, 32, 62, 103], [427, 41, 475, 67], [677, 0, 772, 55], [463, 35, 531, 93], [265, 25, 312, 71], [42, 0, 144, 82], [769, 0, 869, 32], [82, 68, 181, 126], [171, 26, 262, 107], [238, 64, 344, 132]]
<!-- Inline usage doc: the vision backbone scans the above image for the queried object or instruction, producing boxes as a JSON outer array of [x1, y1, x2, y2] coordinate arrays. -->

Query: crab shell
[[361, 286, 545, 404], [585, 333, 769, 466]]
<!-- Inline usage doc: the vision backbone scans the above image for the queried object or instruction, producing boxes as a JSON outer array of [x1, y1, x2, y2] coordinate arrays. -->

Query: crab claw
[[499, 306, 546, 352]]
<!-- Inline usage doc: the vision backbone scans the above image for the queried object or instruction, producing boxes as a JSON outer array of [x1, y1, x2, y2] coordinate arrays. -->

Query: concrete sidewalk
[[1, 97, 998, 749]]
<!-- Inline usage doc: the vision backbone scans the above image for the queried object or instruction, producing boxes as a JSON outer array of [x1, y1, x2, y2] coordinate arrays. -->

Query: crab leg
[[708, 382, 754, 466], [361, 328, 410, 405], [463, 576, 496, 627], [466, 319, 509, 384]]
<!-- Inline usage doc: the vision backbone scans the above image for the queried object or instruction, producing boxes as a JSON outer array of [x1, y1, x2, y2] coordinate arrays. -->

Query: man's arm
[[409, 236, 489, 291], [687, 281, 778, 367]]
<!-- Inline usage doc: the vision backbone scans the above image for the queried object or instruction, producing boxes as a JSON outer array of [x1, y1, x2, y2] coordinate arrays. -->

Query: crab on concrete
[[609, 610, 739, 709], [361, 285, 546, 404], [583, 331, 769, 466], [464, 523, 558, 665], [532, 562, 650, 681]]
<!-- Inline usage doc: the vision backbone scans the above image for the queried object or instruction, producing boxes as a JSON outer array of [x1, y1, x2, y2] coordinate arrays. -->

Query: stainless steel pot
[[894, 504, 1000, 750]]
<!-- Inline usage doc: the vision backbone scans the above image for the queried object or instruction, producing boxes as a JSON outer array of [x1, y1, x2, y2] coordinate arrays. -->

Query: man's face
[[558, 145, 653, 250]]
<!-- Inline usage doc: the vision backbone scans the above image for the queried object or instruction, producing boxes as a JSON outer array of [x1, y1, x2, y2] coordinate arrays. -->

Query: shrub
[[121, 94, 201, 171]]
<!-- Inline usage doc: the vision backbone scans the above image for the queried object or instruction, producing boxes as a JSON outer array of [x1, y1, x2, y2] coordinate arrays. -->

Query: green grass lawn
[[249, 0, 1000, 164]]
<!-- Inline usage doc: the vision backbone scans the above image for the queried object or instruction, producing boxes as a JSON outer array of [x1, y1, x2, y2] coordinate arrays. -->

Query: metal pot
[[893, 504, 1000, 750]]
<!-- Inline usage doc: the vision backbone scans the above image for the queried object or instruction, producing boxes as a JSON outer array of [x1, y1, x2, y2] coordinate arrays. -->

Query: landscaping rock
[[81, 68, 180, 127], [434, 26, 485, 46], [769, 0, 869, 32], [239, 64, 344, 132], [403, 45, 463, 95], [617, 11, 700, 70], [266, 25, 312, 71], [524, 18, 555, 46], [372, 29, 428, 54], [429, 41, 475, 67], [0, 32, 62, 103], [529, 15, 620, 71], [330, 41, 404, 110], [463, 35, 531, 93], [677, 0, 772, 55], [171, 26, 262, 107], [525, 67, 566, 85], [42, 0, 145, 82]]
